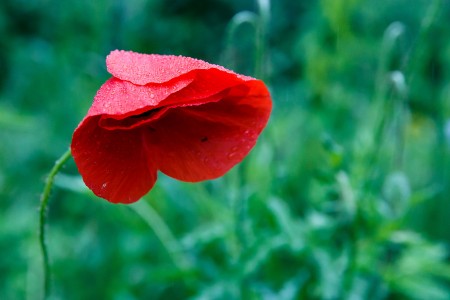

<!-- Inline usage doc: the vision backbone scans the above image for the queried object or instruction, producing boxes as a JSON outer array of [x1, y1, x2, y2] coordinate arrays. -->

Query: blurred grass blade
[[130, 200, 192, 272]]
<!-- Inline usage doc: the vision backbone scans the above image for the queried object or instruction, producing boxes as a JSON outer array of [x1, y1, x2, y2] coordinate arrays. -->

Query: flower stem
[[130, 200, 192, 272], [39, 148, 72, 299]]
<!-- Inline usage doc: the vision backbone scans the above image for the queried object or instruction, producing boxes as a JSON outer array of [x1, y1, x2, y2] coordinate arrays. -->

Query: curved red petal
[[146, 80, 272, 181], [89, 68, 247, 129], [71, 116, 157, 204], [87, 76, 194, 117], [107, 50, 237, 85], [160, 68, 244, 107]]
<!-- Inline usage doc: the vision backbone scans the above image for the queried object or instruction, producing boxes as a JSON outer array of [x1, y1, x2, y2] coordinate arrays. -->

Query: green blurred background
[[1, 0, 450, 299]]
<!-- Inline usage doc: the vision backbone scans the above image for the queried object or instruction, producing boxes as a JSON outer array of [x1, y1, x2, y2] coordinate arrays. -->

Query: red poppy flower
[[71, 50, 272, 204]]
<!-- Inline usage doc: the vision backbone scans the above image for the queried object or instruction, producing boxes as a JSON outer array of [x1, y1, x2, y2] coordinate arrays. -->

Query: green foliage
[[1, 0, 449, 299]]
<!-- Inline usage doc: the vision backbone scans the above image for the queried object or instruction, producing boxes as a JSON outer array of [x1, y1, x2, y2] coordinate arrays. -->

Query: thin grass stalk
[[130, 199, 192, 272]]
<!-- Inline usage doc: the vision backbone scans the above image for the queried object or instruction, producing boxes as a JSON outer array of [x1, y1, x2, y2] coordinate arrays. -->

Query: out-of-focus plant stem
[[130, 200, 192, 272]]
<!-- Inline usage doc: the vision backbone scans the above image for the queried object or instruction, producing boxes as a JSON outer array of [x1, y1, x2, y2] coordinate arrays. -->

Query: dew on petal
[[228, 152, 237, 159]]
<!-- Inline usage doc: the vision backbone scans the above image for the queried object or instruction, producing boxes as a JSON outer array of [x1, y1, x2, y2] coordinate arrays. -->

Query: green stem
[[255, 0, 270, 80], [39, 148, 72, 299], [130, 200, 191, 272]]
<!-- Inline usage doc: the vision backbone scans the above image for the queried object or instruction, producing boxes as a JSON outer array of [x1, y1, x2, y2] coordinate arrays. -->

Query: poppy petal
[[160, 68, 243, 107], [107, 50, 234, 85], [87, 76, 194, 117], [89, 68, 246, 128], [71, 117, 157, 204], [145, 81, 271, 181]]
